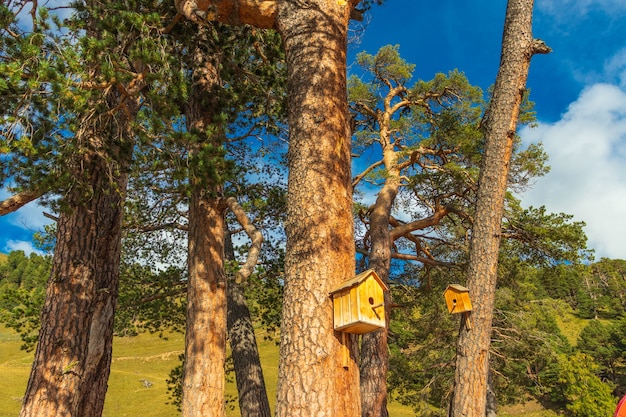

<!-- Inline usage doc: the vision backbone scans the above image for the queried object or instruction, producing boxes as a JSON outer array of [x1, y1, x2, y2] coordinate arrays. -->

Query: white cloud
[[520, 83, 626, 260], [4, 240, 43, 256], [604, 47, 626, 89]]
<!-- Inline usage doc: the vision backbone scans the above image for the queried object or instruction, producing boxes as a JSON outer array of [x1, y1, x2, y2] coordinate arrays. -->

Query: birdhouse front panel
[[330, 270, 389, 334], [443, 284, 472, 314]]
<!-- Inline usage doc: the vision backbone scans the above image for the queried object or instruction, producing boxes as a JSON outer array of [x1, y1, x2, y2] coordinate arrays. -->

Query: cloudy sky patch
[[521, 82, 626, 259]]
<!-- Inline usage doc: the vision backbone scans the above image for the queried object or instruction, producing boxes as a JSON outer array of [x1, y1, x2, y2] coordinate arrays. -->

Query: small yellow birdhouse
[[443, 284, 473, 314], [330, 269, 389, 334]]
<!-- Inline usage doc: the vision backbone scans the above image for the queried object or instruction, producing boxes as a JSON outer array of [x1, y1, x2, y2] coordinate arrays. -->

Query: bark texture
[[176, 0, 277, 28], [174, 0, 362, 414], [181, 27, 228, 417], [359, 109, 400, 417], [183, 187, 227, 416], [449, 1, 550, 416], [225, 230, 272, 417], [19, 135, 129, 417], [275, 2, 359, 416]]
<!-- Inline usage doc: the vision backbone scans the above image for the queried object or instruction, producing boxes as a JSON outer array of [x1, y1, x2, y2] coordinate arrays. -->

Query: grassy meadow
[[0, 326, 420, 416], [0, 322, 562, 416]]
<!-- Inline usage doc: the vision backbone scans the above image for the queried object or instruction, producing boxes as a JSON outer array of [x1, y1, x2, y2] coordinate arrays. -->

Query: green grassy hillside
[[0, 321, 564, 416], [0, 253, 7, 264], [0, 326, 417, 416]]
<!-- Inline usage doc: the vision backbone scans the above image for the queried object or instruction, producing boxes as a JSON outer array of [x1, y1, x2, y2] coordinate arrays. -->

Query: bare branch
[[352, 159, 384, 188], [226, 197, 263, 283], [389, 204, 450, 241], [0, 188, 45, 216], [43, 212, 58, 222]]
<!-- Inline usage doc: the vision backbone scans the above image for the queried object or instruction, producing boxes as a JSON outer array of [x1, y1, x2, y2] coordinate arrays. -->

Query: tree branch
[[389, 204, 450, 241], [226, 197, 263, 283], [0, 188, 45, 216], [175, 0, 278, 29], [352, 159, 384, 188]]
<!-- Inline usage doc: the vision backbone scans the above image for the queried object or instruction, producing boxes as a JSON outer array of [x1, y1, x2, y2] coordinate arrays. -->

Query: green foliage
[[387, 273, 459, 415], [349, 45, 577, 271], [502, 202, 591, 267], [115, 264, 187, 336], [348, 45, 602, 415], [243, 273, 283, 341], [355, 45, 415, 85], [577, 318, 626, 387], [542, 353, 616, 417], [166, 353, 184, 411], [0, 251, 50, 350]]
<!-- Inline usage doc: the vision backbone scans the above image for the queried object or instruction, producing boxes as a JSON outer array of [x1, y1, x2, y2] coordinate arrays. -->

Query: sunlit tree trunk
[[181, 27, 228, 417], [184, 187, 227, 416], [275, 2, 359, 415], [20, 129, 130, 417], [449, 1, 550, 416], [174, 1, 362, 414]]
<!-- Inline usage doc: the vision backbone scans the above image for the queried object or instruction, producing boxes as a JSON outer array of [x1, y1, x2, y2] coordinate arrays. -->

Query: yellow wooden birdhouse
[[443, 284, 473, 314], [330, 269, 389, 334]]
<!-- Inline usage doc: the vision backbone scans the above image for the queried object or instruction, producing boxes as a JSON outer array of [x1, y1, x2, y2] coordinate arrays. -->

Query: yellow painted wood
[[330, 270, 388, 334], [443, 284, 473, 314]]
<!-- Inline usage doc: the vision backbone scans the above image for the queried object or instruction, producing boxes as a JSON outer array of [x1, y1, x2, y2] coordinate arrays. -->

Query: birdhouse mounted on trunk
[[330, 269, 389, 334], [443, 284, 472, 314]]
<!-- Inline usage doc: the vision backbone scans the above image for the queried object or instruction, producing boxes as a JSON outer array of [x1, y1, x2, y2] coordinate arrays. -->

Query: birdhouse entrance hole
[[330, 269, 389, 335], [443, 284, 473, 330]]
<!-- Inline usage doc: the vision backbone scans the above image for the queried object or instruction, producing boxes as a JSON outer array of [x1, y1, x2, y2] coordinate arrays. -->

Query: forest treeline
[[1, 249, 625, 416]]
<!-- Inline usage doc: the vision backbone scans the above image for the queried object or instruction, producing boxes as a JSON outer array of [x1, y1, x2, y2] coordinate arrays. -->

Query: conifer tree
[[450, 1, 550, 415]]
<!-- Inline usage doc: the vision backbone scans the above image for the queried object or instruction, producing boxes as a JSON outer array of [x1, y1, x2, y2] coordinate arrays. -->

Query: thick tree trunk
[[449, 1, 550, 416], [225, 230, 272, 417], [275, 2, 360, 416], [19, 148, 128, 417], [360, 148, 400, 417], [181, 27, 228, 417], [174, 0, 361, 414], [183, 187, 227, 416]]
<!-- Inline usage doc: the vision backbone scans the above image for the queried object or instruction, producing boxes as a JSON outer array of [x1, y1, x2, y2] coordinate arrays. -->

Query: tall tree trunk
[[449, 1, 550, 416], [19, 32, 136, 412], [174, 1, 362, 414], [360, 143, 401, 417], [183, 187, 227, 416], [225, 229, 272, 417], [19, 137, 129, 417], [181, 27, 228, 417], [275, 2, 360, 416]]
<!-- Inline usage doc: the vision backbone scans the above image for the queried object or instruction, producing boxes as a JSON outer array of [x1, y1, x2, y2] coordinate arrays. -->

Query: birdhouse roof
[[330, 269, 389, 295], [444, 284, 469, 294]]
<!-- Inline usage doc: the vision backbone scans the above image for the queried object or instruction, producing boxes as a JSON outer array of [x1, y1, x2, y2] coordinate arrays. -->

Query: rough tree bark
[[181, 27, 228, 417], [225, 228, 272, 417], [359, 103, 401, 417], [19, 122, 131, 417], [174, 1, 361, 415], [449, 1, 550, 416], [18, 0, 145, 413], [276, 2, 359, 415], [184, 186, 227, 417]]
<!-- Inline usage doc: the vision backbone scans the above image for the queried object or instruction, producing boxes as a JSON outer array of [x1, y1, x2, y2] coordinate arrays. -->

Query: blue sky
[[349, 0, 626, 260], [2, 0, 626, 260]]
